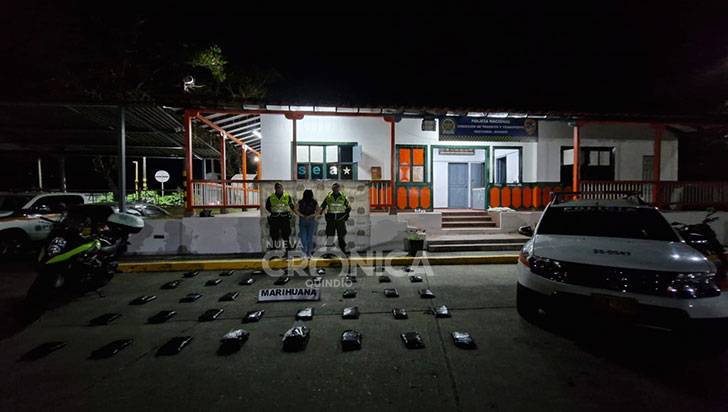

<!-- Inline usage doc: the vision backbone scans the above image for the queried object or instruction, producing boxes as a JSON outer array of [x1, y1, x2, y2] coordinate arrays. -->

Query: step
[[441, 211, 490, 217], [442, 222, 497, 228], [428, 237, 527, 246], [442, 216, 492, 223], [427, 242, 526, 252]]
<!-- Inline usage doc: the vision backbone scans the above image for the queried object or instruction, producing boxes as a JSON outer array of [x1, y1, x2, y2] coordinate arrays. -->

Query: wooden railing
[[579, 180, 654, 203], [191, 180, 260, 208], [659, 181, 728, 209], [191, 180, 396, 211], [488, 184, 568, 210], [580, 180, 728, 210]]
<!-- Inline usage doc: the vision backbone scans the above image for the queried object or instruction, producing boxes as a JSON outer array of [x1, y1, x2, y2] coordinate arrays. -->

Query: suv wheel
[[517, 283, 546, 323]]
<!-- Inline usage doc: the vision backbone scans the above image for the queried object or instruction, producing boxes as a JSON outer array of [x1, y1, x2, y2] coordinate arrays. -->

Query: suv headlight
[[665, 272, 720, 298], [46, 237, 67, 257], [527, 256, 566, 281]]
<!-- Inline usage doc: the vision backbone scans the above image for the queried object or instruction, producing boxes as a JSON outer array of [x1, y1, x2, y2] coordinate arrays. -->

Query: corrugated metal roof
[[0, 103, 219, 159]]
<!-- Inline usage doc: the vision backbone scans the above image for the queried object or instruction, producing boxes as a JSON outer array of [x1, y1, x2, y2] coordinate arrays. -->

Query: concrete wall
[[127, 215, 262, 255]]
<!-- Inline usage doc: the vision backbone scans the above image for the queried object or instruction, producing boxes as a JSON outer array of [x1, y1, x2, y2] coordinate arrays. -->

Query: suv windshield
[[537, 205, 679, 241]]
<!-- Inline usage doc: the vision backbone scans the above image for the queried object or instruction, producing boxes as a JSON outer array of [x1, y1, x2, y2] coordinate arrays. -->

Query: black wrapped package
[[243, 310, 265, 323], [295, 307, 314, 321], [282, 323, 310, 352], [343, 289, 357, 298], [161, 279, 182, 289], [419, 289, 436, 299], [183, 270, 199, 278], [434, 305, 451, 318], [240, 277, 255, 285], [156, 336, 193, 356], [20, 342, 66, 361], [341, 330, 362, 351], [90, 339, 133, 359], [218, 329, 250, 354], [129, 295, 157, 305], [180, 293, 202, 303], [205, 278, 222, 286], [199, 308, 223, 322], [384, 288, 399, 298], [342, 306, 360, 319], [219, 291, 239, 302], [409, 275, 423, 283], [401, 332, 425, 349], [377, 275, 391, 283], [89, 313, 121, 326], [147, 310, 177, 324], [451, 331, 476, 349], [274, 275, 290, 285], [392, 308, 408, 319]]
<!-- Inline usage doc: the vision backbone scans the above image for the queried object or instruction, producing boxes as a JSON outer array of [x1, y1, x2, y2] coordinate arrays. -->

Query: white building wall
[[261, 114, 678, 187], [535, 121, 678, 183], [260, 114, 390, 181], [260, 114, 293, 180]]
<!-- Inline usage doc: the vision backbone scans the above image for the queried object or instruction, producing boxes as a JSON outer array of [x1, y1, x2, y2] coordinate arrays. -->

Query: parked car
[[516, 194, 728, 352], [99, 202, 170, 219], [0, 193, 87, 259]]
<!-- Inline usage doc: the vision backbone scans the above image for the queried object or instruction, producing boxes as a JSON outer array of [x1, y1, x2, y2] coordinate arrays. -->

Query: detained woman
[[295, 189, 320, 258]]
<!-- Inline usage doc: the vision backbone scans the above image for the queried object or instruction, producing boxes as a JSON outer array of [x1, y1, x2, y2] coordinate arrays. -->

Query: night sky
[[0, 3, 727, 190]]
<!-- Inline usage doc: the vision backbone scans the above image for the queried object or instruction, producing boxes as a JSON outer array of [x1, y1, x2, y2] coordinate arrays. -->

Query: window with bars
[[296, 144, 356, 180], [398, 146, 426, 183]]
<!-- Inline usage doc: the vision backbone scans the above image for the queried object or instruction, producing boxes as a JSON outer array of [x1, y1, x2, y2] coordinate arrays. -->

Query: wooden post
[[220, 134, 227, 213], [183, 110, 194, 215], [242, 147, 248, 207], [652, 123, 663, 206], [572, 122, 581, 193]]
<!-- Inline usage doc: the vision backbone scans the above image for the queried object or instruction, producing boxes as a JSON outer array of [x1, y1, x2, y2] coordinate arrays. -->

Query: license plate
[[592, 294, 638, 317]]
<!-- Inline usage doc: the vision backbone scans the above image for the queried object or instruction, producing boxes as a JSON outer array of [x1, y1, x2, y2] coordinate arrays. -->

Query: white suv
[[0, 193, 87, 258], [516, 195, 728, 348]]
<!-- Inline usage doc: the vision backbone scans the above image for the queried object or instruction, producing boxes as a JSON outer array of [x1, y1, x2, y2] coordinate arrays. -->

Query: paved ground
[[1, 263, 727, 411]]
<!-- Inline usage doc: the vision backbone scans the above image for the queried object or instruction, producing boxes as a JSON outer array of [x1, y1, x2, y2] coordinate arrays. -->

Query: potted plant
[[404, 233, 426, 257]]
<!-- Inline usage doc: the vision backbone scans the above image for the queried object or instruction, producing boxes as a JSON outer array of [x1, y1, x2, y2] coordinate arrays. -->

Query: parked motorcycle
[[26, 204, 144, 307], [672, 209, 727, 278]]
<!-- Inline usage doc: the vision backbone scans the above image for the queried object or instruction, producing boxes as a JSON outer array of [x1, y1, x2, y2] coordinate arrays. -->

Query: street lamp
[[131, 160, 139, 201]]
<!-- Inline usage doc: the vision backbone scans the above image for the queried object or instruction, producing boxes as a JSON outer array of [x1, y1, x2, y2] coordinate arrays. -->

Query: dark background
[[0, 3, 727, 191]]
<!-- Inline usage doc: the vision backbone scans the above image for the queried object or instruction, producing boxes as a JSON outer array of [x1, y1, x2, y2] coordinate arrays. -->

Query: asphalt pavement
[[1, 263, 727, 412]]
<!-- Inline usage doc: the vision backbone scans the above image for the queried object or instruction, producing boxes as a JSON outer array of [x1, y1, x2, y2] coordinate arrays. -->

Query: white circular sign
[[154, 170, 170, 183]]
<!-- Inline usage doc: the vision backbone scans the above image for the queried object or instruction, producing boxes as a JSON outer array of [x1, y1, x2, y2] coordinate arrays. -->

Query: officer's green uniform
[[322, 191, 351, 252], [266, 192, 294, 250]]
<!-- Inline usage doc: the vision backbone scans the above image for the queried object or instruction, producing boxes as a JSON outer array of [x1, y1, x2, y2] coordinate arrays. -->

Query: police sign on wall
[[439, 117, 538, 141]]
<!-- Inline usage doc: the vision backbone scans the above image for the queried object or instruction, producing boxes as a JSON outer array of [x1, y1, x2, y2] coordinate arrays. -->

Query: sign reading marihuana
[[257, 287, 321, 302]]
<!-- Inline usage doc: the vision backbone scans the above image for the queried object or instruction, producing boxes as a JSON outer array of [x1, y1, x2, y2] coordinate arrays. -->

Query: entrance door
[[448, 163, 468, 208]]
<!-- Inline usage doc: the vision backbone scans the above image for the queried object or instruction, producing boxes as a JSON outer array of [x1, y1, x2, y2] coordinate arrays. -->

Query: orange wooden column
[[242, 147, 248, 206], [573, 121, 582, 193], [384, 116, 397, 214], [183, 110, 194, 214]]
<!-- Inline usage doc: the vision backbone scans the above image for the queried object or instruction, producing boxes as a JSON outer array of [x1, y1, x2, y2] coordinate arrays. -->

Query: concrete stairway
[[427, 233, 528, 253], [441, 210, 496, 229]]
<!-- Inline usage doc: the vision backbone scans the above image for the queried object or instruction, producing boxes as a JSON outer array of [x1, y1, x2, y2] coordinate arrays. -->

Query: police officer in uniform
[[320, 182, 351, 254], [265, 182, 295, 250]]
